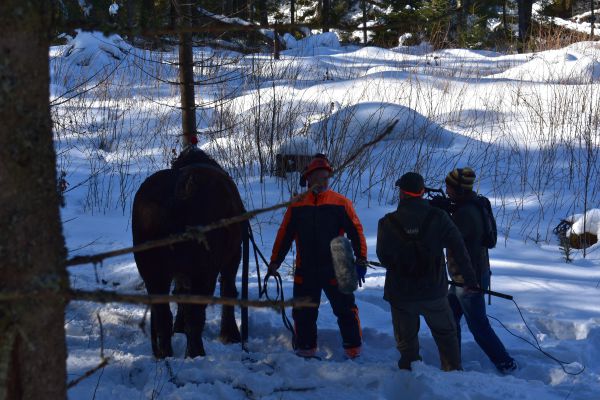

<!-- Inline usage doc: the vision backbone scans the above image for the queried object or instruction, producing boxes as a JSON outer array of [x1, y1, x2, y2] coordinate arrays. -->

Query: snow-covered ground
[[53, 32, 600, 399]]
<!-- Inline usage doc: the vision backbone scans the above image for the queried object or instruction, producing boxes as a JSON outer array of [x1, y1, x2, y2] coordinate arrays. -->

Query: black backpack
[[386, 210, 437, 277], [470, 195, 497, 249]]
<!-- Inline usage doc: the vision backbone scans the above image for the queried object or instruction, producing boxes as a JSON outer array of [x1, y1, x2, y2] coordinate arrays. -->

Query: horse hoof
[[153, 347, 173, 359], [152, 336, 173, 359], [219, 330, 241, 344], [185, 344, 206, 358]]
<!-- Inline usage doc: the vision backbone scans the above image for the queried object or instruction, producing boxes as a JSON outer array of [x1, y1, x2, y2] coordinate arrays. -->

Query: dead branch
[[334, 120, 398, 174], [67, 289, 317, 309], [0, 289, 316, 309], [66, 230, 207, 267]]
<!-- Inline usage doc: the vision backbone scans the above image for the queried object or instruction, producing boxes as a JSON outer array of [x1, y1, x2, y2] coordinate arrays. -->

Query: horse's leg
[[182, 269, 218, 358], [146, 279, 174, 358], [181, 301, 206, 358], [219, 273, 241, 344], [219, 248, 241, 344]]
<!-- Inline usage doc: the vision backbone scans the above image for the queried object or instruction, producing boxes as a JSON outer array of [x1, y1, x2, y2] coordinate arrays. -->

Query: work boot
[[496, 358, 518, 374], [344, 346, 361, 359], [295, 347, 317, 358], [398, 355, 422, 371]]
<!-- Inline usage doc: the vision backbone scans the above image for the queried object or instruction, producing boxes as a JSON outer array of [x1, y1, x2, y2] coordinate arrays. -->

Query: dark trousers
[[390, 297, 462, 371], [292, 279, 362, 350], [447, 270, 512, 366]]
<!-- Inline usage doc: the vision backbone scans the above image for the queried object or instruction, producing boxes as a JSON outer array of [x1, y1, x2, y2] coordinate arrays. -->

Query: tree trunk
[[362, 0, 368, 44], [591, 0, 595, 38], [258, 0, 269, 26], [274, 29, 281, 60], [0, 1, 68, 399], [127, 0, 135, 31], [291, 0, 296, 25], [518, 0, 533, 48], [322, 0, 331, 32], [175, 1, 198, 145], [140, 0, 155, 30]]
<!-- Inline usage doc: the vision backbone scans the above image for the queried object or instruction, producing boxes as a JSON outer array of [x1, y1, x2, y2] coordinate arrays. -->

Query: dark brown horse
[[132, 146, 244, 358]]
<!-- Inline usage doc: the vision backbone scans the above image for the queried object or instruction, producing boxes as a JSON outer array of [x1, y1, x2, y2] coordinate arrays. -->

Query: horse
[[132, 146, 244, 358]]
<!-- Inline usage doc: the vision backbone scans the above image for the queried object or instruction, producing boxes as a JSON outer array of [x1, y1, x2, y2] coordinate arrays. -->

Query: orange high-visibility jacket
[[270, 189, 367, 284]]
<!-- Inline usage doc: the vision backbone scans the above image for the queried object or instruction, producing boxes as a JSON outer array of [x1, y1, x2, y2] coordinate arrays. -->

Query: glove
[[463, 284, 481, 294], [268, 262, 280, 275], [355, 258, 367, 287]]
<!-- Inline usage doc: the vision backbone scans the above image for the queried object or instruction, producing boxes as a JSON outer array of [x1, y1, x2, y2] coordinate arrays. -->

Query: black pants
[[390, 297, 461, 371], [292, 278, 362, 350]]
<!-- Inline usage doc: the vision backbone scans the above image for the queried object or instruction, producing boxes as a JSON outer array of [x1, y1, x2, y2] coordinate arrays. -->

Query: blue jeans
[[447, 270, 512, 366]]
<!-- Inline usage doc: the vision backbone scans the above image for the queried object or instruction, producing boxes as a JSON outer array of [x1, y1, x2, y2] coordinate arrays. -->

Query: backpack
[[386, 210, 437, 277], [471, 195, 497, 249]]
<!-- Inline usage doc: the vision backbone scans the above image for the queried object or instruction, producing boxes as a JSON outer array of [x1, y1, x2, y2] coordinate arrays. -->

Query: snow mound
[[60, 30, 132, 67], [435, 48, 503, 59], [490, 47, 600, 84], [568, 209, 600, 236], [305, 102, 455, 152], [282, 32, 342, 56], [277, 136, 319, 155], [349, 46, 414, 61], [392, 42, 435, 56]]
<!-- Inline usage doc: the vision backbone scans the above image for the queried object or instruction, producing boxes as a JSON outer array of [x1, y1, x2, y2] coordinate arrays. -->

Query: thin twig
[[139, 305, 150, 336], [96, 313, 104, 359], [68, 237, 103, 254], [66, 357, 109, 389], [334, 120, 398, 174]]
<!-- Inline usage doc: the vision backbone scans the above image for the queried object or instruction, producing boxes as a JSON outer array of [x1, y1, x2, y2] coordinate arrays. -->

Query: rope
[[488, 300, 585, 376], [262, 271, 296, 349], [246, 224, 296, 349], [247, 224, 264, 297], [368, 259, 585, 375]]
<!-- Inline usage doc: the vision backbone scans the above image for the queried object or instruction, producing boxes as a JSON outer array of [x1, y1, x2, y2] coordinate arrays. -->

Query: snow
[[109, 3, 119, 16], [282, 32, 342, 56], [57, 30, 132, 68], [570, 209, 600, 238], [51, 31, 600, 399], [490, 44, 600, 83]]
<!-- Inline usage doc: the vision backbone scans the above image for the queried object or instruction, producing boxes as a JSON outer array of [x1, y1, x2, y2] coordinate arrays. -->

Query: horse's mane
[[171, 145, 223, 171]]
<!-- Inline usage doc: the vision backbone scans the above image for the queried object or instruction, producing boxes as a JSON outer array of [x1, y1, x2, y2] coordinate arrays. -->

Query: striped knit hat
[[445, 167, 476, 192]]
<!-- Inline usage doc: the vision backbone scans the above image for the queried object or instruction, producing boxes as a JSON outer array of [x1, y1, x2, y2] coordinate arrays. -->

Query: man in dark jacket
[[269, 155, 367, 359], [377, 172, 478, 371], [445, 167, 517, 373]]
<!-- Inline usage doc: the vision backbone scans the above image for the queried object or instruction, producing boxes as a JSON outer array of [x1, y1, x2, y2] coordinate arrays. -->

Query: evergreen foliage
[[51, 0, 591, 50]]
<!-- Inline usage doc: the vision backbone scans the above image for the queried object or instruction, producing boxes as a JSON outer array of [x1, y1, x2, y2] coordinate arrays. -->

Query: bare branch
[[66, 357, 109, 390], [67, 289, 317, 309]]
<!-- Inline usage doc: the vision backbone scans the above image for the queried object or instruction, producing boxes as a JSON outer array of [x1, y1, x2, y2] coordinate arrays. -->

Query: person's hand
[[268, 262, 280, 275], [463, 284, 480, 294], [355, 258, 368, 287]]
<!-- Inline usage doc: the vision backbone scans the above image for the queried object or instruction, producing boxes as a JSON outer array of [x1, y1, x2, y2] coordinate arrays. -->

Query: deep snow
[[52, 31, 600, 399]]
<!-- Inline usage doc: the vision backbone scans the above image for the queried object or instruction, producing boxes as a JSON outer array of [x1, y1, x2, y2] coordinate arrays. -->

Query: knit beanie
[[395, 172, 425, 197], [445, 167, 476, 192]]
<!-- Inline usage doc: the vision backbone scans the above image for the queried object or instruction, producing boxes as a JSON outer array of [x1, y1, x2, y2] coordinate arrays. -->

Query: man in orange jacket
[[269, 155, 367, 359]]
